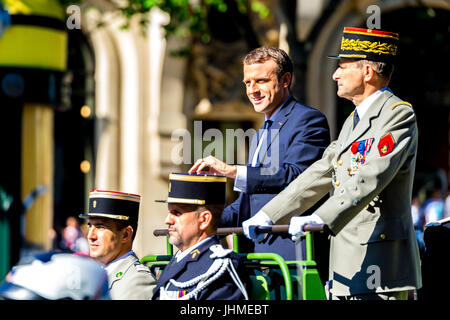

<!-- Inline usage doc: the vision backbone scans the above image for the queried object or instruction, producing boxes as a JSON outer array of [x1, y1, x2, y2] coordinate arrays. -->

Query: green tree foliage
[[59, 0, 267, 43]]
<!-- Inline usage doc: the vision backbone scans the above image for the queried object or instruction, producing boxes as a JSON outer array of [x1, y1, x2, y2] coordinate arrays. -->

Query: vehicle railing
[[151, 224, 325, 300]]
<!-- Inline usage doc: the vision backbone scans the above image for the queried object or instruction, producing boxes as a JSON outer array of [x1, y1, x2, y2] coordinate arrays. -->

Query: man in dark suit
[[189, 46, 330, 260], [153, 173, 250, 300], [419, 218, 450, 300]]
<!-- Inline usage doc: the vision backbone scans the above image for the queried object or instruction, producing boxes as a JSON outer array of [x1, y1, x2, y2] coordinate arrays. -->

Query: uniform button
[[338, 160, 343, 166], [352, 199, 359, 206], [335, 181, 340, 187], [359, 178, 365, 183], [334, 165, 338, 170], [340, 189, 344, 194], [380, 234, 386, 240]]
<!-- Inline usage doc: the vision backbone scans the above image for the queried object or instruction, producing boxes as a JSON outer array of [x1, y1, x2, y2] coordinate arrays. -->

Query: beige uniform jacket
[[107, 252, 156, 300], [261, 90, 422, 296]]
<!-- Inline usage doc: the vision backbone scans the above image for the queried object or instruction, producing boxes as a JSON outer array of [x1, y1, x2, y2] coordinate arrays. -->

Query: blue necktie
[[353, 109, 360, 130], [255, 120, 272, 166]]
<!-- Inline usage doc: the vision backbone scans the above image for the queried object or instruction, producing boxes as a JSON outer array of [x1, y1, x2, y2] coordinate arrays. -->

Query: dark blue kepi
[[156, 173, 226, 205]]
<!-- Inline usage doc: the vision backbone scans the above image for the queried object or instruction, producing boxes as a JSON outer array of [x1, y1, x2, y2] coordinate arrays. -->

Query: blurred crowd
[[49, 216, 89, 256], [411, 183, 450, 255]]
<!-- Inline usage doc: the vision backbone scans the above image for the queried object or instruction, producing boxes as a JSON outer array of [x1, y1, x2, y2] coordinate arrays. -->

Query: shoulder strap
[[390, 101, 412, 110]]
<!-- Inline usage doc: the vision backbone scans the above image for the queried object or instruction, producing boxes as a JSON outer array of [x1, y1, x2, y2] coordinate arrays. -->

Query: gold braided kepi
[[329, 27, 399, 63]]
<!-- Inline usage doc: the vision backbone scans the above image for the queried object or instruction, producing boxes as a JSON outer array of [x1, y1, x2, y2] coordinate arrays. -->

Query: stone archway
[[80, 3, 180, 256]]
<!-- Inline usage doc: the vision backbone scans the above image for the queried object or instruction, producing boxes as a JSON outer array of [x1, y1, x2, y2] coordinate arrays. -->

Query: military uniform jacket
[[107, 252, 156, 300], [261, 90, 422, 296], [152, 236, 250, 300]]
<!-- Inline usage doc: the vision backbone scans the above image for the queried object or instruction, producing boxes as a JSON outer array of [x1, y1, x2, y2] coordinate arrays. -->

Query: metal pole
[[153, 224, 324, 237], [295, 237, 304, 300], [153, 224, 326, 300]]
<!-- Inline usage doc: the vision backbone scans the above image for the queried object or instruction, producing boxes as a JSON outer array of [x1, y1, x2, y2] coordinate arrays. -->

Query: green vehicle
[[141, 225, 327, 300]]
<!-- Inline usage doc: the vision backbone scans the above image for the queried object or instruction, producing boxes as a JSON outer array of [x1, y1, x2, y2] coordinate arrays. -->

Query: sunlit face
[[243, 59, 290, 118], [87, 218, 124, 265], [332, 58, 365, 101], [165, 204, 202, 252]]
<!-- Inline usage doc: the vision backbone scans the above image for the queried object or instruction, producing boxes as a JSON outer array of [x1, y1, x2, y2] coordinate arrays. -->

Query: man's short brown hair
[[174, 203, 225, 231], [244, 46, 293, 84], [115, 219, 138, 241]]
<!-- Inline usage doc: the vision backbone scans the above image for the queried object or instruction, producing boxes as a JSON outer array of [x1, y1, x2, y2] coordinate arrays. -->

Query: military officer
[[80, 190, 156, 299], [243, 27, 422, 300], [153, 173, 251, 300]]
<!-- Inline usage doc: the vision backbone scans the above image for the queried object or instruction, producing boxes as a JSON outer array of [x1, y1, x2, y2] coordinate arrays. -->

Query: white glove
[[289, 214, 324, 242], [242, 211, 273, 242]]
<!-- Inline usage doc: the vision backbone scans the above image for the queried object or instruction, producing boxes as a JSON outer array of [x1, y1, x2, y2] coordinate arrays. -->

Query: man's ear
[[363, 63, 376, 82], [122, 225, 134, 242], [198, 209, 212, 232], [280, 72, 291, 88]]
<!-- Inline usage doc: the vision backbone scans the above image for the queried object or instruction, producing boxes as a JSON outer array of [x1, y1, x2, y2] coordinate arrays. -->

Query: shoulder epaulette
[[135, 264, 150, 273], [390, 101, 412, 110]]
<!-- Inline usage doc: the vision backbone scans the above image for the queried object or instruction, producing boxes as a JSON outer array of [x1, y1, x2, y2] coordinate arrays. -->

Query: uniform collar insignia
[[190, 249, 200, 259]]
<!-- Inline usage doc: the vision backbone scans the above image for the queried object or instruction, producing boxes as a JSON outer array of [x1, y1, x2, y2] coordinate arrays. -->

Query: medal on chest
[[349, 138, 374, 176]]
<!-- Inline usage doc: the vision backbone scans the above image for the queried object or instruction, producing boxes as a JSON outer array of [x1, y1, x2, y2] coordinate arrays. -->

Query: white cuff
[[233, 165, 247, 192], [255, 210, 273, 225]]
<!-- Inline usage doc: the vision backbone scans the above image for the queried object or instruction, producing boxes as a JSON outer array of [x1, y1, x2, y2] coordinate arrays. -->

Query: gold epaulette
[[390, 101, 412, 110]]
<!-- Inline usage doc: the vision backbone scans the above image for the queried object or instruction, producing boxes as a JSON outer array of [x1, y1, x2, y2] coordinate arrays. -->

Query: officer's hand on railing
[[289, 214, 324, 242], [242, 211, 273, 242]]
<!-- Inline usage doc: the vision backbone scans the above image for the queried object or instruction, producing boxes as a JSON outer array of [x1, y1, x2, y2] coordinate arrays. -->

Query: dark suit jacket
[[152, 236, 250, 300], [220, 96, 330, 260], [419, 220, 450, 300]]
